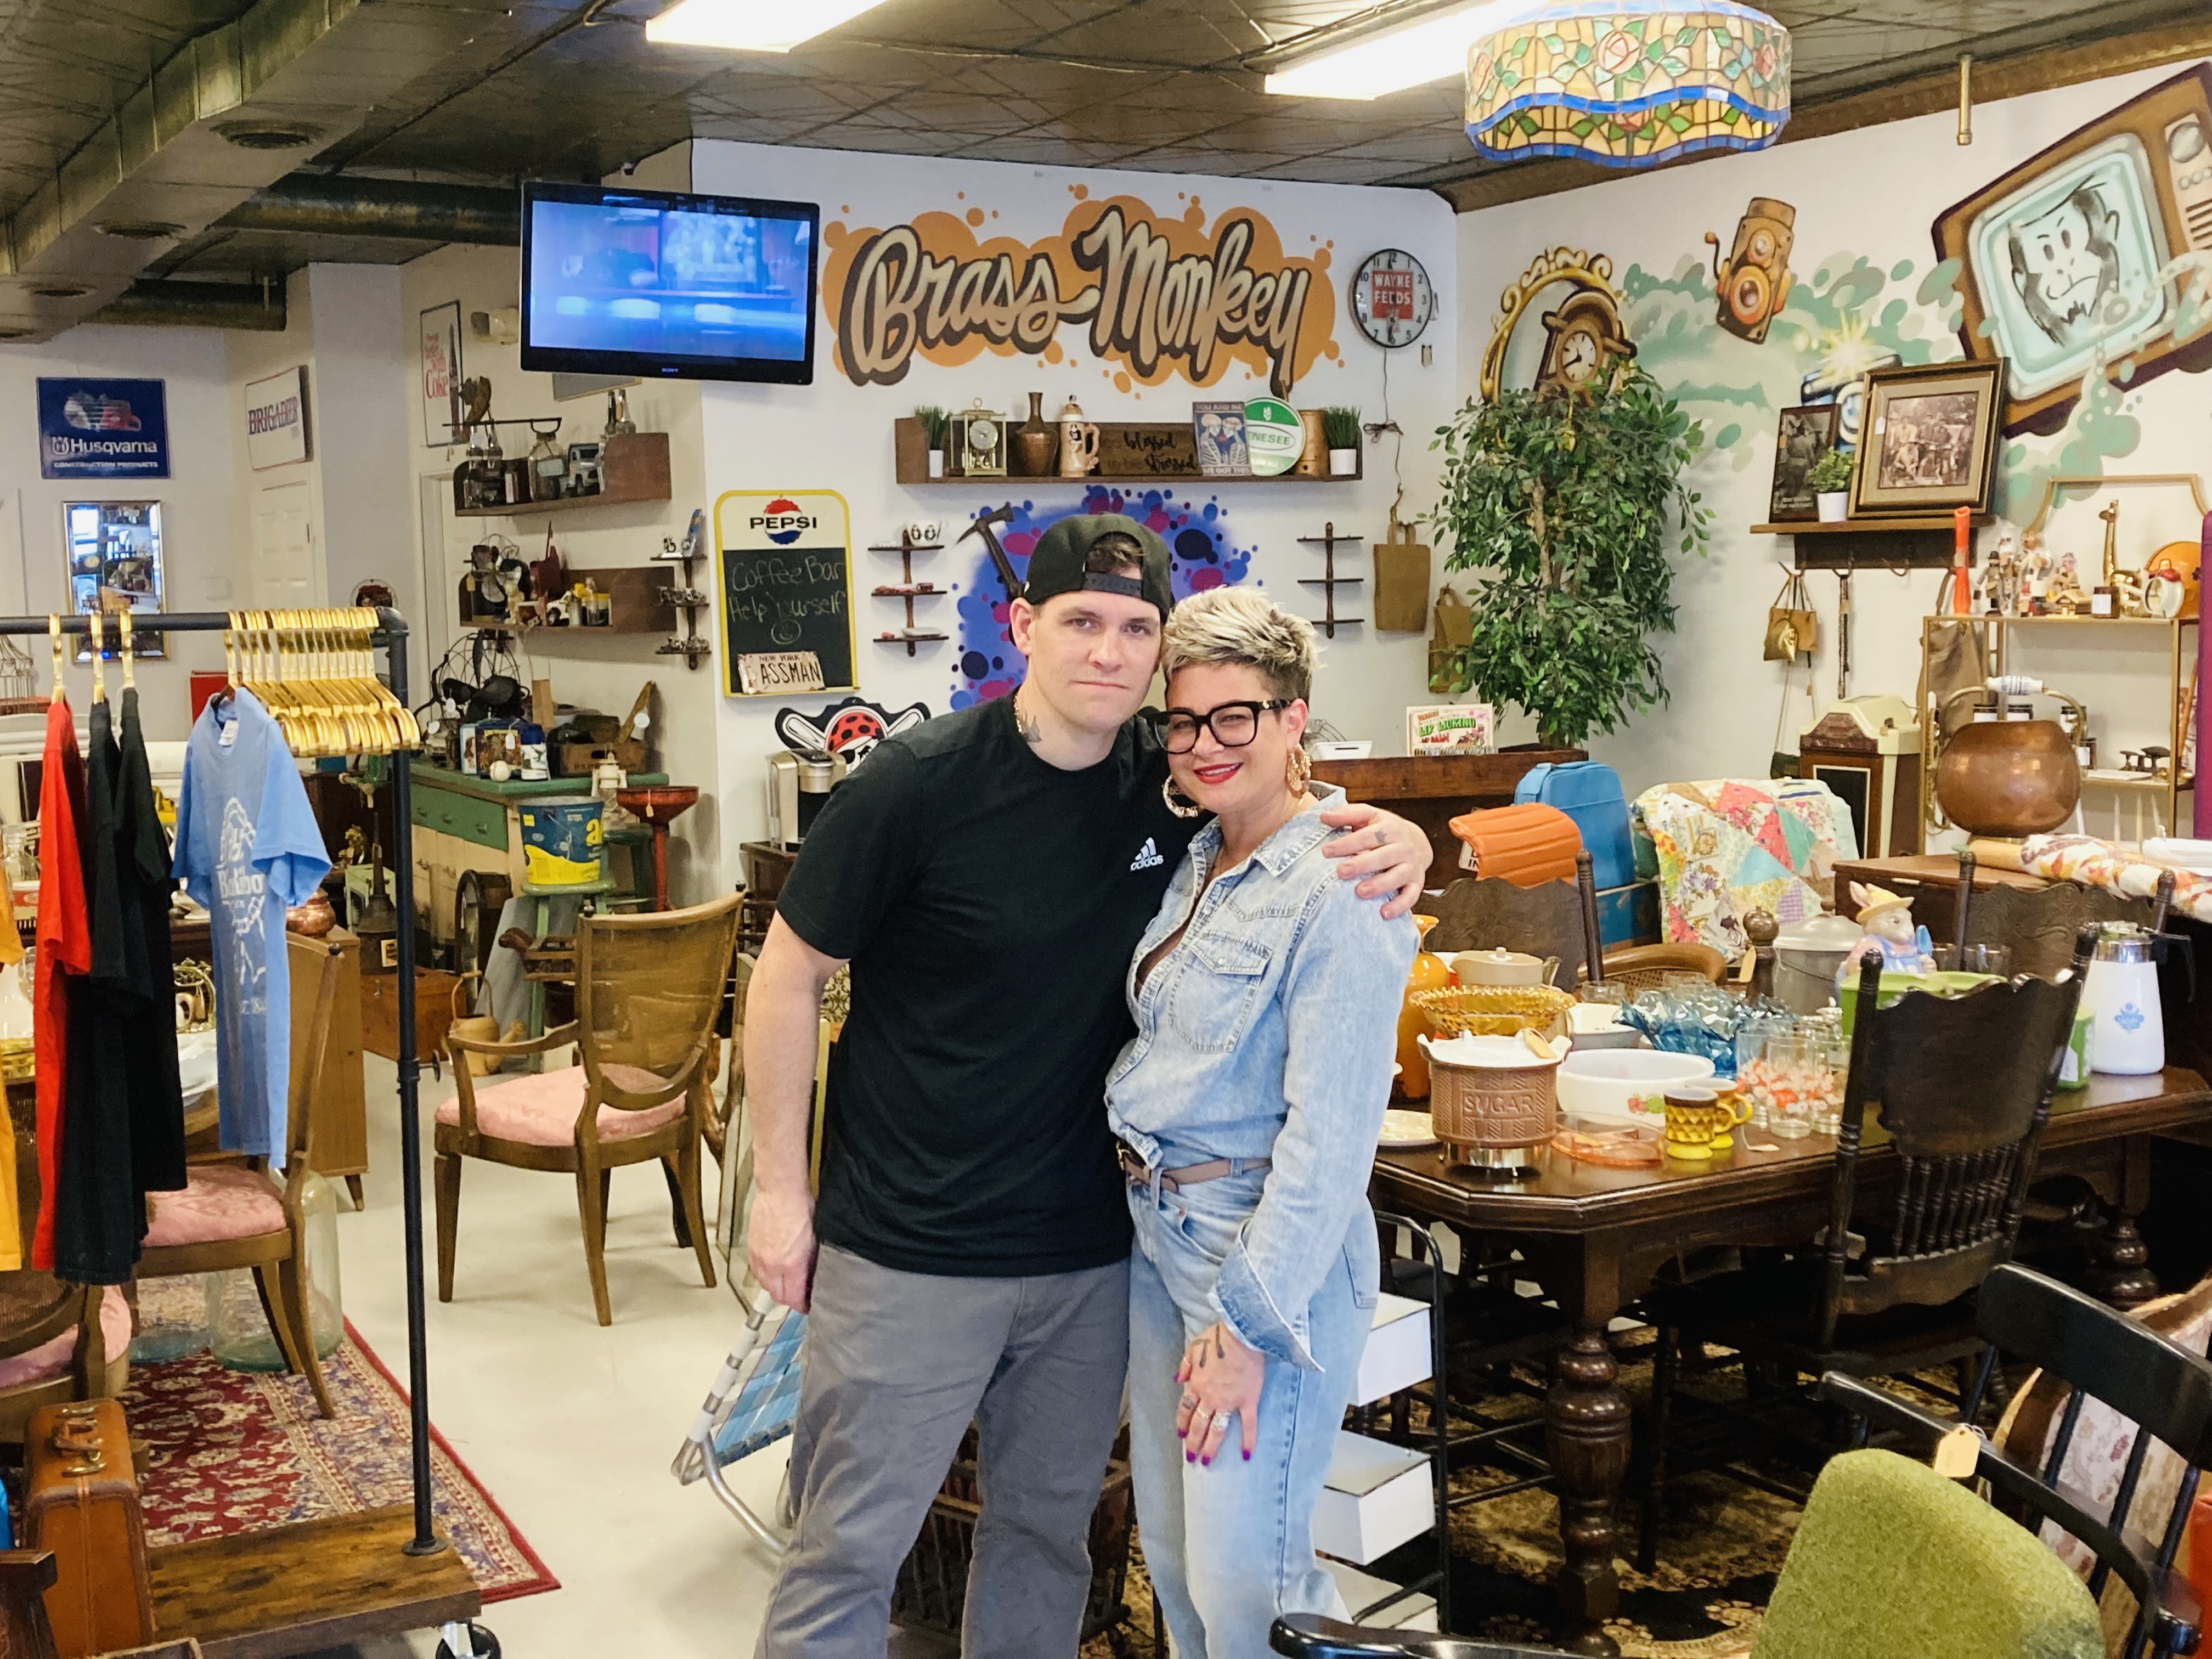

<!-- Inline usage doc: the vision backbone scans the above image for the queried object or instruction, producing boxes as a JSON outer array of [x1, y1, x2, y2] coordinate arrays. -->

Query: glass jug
[[206, 1170, 344, 1369]]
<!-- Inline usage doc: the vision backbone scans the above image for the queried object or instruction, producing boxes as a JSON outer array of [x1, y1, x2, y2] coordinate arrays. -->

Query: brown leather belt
[[1118, 1143, 1271, 1194]]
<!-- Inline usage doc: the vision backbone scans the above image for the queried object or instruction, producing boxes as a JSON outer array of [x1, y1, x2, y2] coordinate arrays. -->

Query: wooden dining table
[[1369, 1065, 2212, 1656]]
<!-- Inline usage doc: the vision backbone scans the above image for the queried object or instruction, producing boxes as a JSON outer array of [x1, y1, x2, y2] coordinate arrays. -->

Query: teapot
[[1451, 948, 1558, 988]]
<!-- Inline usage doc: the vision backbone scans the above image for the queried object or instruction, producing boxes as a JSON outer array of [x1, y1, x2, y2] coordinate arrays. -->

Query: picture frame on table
[[1768, 404, 1842, 522], [1847, 359, 2006, 519]]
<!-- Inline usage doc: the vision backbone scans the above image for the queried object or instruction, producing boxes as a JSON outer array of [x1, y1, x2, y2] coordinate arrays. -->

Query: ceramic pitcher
[[1058, 396, 1101, 478]]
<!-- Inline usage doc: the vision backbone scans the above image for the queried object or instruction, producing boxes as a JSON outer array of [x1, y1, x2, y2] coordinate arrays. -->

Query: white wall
[[0, 325, 241, 739], [688, 139, 1462, 887], [1455, 58, 2212, 835]]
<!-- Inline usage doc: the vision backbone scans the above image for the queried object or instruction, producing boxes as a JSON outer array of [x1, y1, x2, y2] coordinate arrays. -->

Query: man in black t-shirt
[[747, 514, 1430, 1659]]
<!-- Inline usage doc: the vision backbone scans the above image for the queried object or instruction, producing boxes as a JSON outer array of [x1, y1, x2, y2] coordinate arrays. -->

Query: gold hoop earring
[[1286, 745, 1312, 794], [1161, 776, 1205, 819]]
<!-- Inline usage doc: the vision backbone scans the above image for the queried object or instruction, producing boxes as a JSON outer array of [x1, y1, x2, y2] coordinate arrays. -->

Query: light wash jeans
[[1126, 1161, 1378, 1659]]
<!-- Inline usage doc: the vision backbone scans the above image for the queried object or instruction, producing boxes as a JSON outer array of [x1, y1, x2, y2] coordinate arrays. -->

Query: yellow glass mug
[[1661, 1085, 1752, 1161]]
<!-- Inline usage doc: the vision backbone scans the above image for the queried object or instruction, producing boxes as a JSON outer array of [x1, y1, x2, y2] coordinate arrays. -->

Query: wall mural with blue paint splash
[[946, 487, 1257, 710]]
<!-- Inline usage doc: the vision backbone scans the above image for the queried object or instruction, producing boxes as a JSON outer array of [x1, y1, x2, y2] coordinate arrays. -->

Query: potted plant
[[1429, 367, 1711, 749], [1323, 408, 1362, 476], [1808, 449, 1854, 521], [915, 406, 948, 478]]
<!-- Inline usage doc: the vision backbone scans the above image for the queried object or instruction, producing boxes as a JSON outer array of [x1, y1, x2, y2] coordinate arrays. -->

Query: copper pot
[[286, 889, 337, 937], [1936, 719, 2080, 837]]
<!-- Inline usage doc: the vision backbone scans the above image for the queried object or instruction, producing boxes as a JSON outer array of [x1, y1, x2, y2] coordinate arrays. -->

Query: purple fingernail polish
[[1242, 1451, 1251, 1462], [1201, 1457, 1212, 1467], [1186, 1452, 1195, 1464]]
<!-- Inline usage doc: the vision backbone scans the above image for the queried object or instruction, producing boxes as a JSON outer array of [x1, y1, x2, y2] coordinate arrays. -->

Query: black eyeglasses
[[1156, 699, 1291, 753]]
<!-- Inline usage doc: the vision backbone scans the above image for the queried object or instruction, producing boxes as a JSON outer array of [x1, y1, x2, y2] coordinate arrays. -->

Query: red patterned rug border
[[341, 1320, 562, 1605]]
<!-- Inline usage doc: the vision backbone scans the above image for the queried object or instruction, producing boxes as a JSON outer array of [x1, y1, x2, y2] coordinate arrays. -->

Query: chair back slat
[[2045, 1390, 2087, 1485], [577, 892, 744, 1098], [2096, 1429, 2155, 1602], [1419, 865, 1596, 989]]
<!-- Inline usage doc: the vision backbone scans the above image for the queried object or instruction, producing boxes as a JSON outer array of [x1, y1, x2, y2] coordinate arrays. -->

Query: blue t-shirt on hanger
[[173, 689, 331, 1167]]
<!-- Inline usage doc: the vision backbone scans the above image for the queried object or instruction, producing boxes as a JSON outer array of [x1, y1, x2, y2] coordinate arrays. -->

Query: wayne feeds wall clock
[[1351, 249, 1434, 349]]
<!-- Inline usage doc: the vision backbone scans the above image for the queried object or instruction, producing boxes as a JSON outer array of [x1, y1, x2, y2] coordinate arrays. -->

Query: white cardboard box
[[1322, 1560, 1439, 1631], [1352, 1293, 1432, 1406], [1313, 1431, 1433, 1565]]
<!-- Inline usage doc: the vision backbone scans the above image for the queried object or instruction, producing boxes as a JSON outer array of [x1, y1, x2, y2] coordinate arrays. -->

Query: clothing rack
[[7, 609, 458, 1616]]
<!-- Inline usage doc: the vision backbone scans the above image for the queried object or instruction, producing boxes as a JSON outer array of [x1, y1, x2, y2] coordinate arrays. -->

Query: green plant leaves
[[1427, 368, 1708, 748]]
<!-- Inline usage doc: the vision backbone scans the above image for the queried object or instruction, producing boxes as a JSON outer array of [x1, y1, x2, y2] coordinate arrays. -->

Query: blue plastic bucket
[[519, 795, 605, 889]]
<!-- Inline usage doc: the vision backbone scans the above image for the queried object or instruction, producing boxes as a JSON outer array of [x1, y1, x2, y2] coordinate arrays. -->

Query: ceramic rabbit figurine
[[1839, 882, 1936, 978]]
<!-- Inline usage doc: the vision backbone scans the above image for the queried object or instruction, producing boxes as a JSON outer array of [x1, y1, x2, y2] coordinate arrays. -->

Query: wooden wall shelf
[[892, 417, 1359, 487], [1754, 512, 1992, 570], [457, 564, 677, 635], [453, 431, 671, 518]]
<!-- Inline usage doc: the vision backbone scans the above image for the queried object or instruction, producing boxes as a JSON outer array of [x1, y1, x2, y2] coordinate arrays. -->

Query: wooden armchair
[[1420, 849, 1604, 988], [138, 935, 343, 1418], [1638, 928, 2095, 1570], [437, 892, 741, 1326], [704, 951, 756, 1169]]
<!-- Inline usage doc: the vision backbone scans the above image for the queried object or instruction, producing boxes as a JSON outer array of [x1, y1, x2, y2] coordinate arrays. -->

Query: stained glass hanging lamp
[[1465, 1, 1791, 169]]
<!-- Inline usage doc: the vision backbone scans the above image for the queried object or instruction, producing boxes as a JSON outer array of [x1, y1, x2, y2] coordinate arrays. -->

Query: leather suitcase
[[23, 1399, 155, 1659]]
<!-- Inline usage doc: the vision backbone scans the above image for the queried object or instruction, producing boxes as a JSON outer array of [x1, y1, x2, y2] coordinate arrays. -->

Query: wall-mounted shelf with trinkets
[[891, 418, 1359, 486], [1299, 522, 1364, 638], [652, 528, 713, 670], [870, 530, 950, 656]]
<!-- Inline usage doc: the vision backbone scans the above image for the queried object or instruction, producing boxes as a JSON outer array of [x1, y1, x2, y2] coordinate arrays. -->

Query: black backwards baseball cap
[[1021, 513, 1175, 622]]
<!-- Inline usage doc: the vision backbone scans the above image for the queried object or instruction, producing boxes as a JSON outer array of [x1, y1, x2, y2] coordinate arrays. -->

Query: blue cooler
[[1515, 761, 1635, 891]]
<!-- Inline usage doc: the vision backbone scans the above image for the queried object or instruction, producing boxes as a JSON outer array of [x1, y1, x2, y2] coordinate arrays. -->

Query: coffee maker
[[766, 749, 848, 847]]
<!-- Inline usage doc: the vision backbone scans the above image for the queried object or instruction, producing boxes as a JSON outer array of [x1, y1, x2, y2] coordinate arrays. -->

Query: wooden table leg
[[2089, 1136, 2160, 1310], [1540, 1239, 1632, 1657]]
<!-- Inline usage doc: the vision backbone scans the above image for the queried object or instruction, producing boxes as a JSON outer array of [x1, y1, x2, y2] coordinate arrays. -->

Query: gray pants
[[755, 1244, 1131, 1659]]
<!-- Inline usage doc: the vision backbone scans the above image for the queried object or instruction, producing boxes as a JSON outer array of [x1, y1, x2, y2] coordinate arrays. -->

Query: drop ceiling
[[1, 0, 2206, 285]]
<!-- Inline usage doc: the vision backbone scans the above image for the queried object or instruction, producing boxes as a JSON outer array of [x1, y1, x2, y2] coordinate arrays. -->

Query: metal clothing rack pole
[[0, 607, 439, 1555]]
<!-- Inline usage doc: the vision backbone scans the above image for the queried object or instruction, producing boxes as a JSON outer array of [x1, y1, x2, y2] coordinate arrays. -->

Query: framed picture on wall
[[63, 500, 166, 659], [1848, 360, 2006, 519], [420, 301, 464, 449], [1767, 404, 1841, 522]]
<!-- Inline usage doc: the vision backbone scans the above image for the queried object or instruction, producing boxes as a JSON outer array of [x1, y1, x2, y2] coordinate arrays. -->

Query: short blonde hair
[[1161, 587, 1316, 702]]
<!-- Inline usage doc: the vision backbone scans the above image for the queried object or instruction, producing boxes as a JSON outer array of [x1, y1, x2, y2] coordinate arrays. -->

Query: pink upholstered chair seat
[[436, 1064, 686, 1148], [144, 1163, 286, 1248], [0, 1285, 128, 1389]]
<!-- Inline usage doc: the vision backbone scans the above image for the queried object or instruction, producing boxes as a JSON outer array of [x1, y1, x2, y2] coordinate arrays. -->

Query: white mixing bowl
[[1555, 1049, 1717, 1125]]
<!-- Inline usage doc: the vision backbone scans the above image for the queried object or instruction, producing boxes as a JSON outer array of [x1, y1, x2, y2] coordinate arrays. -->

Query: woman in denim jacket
[[1107, 588, 1417, 1657]]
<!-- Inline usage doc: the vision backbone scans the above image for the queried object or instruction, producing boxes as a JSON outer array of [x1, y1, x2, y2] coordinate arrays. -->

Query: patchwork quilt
[[1631, 778, 1860, 961]]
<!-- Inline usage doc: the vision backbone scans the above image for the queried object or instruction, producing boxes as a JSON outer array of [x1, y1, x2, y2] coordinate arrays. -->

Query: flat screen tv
[[520, 182, 819, 385]]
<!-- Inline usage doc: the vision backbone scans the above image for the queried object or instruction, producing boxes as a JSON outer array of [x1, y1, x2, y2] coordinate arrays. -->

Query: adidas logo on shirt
[[1128, 837, 1165, 872]]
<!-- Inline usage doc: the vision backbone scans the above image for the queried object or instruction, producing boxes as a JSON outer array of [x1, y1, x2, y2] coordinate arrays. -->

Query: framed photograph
[[1767, 404, 1841, 522], [420, 301, 464, 448], [1192, 401, 1250, 476], [62, 500, 166, 659], [1848, 360, 2005, 518], [1933, 64, 2212, 436]]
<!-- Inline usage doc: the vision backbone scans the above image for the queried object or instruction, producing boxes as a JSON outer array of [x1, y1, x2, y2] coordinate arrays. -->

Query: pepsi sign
[[750, 498, 819, 545]]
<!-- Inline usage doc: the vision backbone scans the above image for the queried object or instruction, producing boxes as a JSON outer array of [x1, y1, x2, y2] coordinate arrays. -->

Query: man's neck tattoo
[[1015, 690, 1043, 745]]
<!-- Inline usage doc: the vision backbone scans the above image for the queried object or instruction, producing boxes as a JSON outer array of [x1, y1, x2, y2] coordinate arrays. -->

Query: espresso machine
[[765, 749, 848, 847]]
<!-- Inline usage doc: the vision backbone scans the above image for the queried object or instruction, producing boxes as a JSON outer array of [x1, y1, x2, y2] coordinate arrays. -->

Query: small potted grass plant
[[1324, 407, 1362, 476], [915, 406, 948, 478], [1808, 449, 1854, 522]]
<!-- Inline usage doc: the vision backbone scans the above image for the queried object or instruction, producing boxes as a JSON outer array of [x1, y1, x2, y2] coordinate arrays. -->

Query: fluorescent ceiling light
[[1265, 2, 1528, 101], [645, 0, 889, 52]]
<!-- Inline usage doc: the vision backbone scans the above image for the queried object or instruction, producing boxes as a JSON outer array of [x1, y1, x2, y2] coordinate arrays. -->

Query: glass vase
[[206, 1169, 344, 1369]]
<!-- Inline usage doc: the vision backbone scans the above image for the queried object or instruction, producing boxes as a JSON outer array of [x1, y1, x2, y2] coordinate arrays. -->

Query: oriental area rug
[[121, 1282, 557, 1605]]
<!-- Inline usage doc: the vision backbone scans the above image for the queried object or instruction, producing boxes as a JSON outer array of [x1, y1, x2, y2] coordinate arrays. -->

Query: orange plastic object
[[2186, 1492, 2212, 1616], [1397, 915, 1451, 1100], [1446, 803, 1583, 888], [2147, 541, 2201, 618]]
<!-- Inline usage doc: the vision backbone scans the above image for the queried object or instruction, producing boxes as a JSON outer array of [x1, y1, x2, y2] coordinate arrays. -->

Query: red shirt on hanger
[[31, 696, 89, 1272]]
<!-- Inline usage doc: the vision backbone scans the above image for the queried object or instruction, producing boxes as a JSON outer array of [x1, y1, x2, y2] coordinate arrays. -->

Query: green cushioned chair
[[1753, 1448, 2103, 1659]]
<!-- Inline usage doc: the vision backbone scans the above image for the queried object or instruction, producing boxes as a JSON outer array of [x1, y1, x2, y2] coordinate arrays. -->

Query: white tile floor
[[334, 1054, 795, 1659]]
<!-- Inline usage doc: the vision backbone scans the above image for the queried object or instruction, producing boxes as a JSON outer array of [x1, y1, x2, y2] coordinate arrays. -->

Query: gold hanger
[[87, 610, 104, 704], [47, 616, 63, 704], [119, 608, 135, 692]]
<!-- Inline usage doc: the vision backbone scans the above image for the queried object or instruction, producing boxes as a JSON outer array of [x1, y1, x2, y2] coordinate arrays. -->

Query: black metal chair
[[1420, 850, 1604, 989], [1826, 1261, 2212, 1659], [1637, 927, 2096, 1570]]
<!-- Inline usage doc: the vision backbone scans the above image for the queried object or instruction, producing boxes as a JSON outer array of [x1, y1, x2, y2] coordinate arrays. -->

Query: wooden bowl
[[1935, 719, 2080, 838]]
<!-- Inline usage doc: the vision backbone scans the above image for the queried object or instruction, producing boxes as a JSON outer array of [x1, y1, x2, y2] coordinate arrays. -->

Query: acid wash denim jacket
[[1105, 783, 1418, 1369]]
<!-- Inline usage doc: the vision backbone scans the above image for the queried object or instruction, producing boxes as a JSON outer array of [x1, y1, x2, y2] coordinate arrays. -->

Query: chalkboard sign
[[714, 490, 857, 697]]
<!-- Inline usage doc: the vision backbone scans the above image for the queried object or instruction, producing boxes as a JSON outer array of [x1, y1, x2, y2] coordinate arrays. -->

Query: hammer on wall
[[959, 504, 1023, 601]]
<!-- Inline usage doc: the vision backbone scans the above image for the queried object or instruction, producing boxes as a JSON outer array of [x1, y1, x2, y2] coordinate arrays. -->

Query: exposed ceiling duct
[[0, 0, 490, 342], [95, 279, 286, 332], [217, 176, 521, 245]]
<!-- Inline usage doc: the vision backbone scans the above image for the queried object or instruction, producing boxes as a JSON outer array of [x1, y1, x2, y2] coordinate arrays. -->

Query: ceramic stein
[[1660, 1085, 1752, 1161], [1058, 396, 1101, 478]]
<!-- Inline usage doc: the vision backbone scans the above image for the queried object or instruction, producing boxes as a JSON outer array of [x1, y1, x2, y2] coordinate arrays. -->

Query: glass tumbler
[[1955, 943, 2013, 978], [1764, 1034, 1816, 1139], [1734, 1025, 1770, 1127]]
